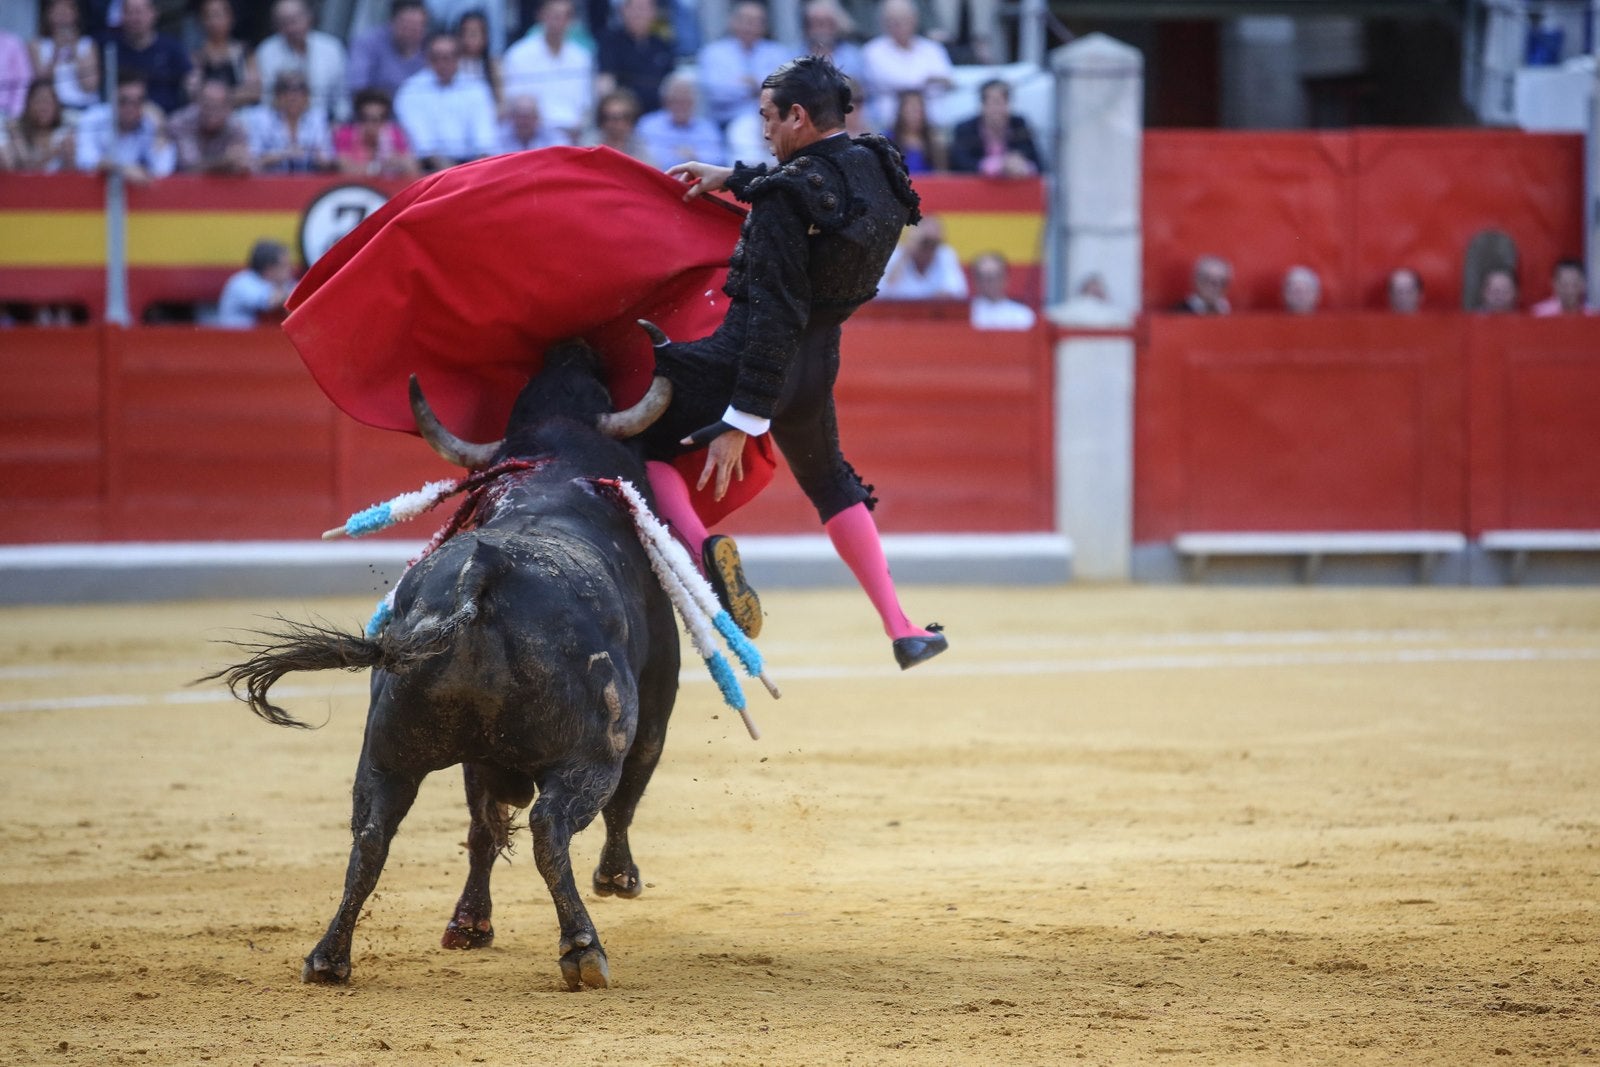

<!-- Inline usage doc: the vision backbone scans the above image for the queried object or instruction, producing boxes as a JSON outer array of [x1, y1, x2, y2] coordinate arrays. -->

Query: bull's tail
[[198, 615, 456, 729]]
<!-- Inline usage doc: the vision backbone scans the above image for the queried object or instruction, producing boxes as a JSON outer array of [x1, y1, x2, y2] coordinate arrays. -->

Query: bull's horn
[[597, 375, 673, 439], [637, 318, 670, 347], [409, 375, 502, 469]]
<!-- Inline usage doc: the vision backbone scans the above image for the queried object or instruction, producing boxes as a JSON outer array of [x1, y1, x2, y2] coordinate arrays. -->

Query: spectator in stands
[[1531, 258, 1595, 316], [969, 251, 1034, 330], [1477, 266, 1519, 314], [502, 0, 594, 142], [925, 0, 1001, 64], [803, 0, 864, 83], [455, 10, 504, 109], [168, 77, 252, 173], [1282, 264, 1321, 314], [949, 78, 1039, 177], [186, 0, 260, 109], [636, 70, 723, 168], [1173, 254, 1232, 314], [843, 76, 874, 134], [108, 0, 191, 114], [74, 70, 176, 180], [725, 100, 776, 167], [429, 0, 507, 57], [697, 1, 789, 128], [246, 69, 333, 172], [1387, 267, 1423, 313], [585, 87, 647, 159], [879, 215, 967, 300], [395, 31, 499, 170], [887, 88, 943, 173], [861, 0, 952, 130], [348, 0, 430, 101], [1056, 270, 1127, 326], [596, 0, 674, 115], [216, 238, 294, 328], [0, 30, 29, 121], [495, 92, 562, 152], [1, 79, 74, 172], [257, 0, 349, 123], [334, 88, 420, 176], [31, 0, 100, 117]]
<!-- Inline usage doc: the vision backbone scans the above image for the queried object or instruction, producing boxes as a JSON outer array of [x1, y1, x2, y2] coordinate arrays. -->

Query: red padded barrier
[[713, 316, 1056, 533], [1143, 132, 1357, 311], [101, 327, 341, 539], [1351, 131, 1585, 311], [1135, 314, 1470, 540], [1467, 316, 1600, 533], [1143, 130, 1585, 312], [0, 327, 107, 541]]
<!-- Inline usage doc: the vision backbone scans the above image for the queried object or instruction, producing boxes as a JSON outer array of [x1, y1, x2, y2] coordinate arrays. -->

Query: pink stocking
[[825, 502, 930, 640], [645, 461, 710, 568]]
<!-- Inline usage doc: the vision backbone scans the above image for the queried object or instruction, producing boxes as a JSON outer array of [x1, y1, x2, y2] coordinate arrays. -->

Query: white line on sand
[[2, 644, 1595, 714]]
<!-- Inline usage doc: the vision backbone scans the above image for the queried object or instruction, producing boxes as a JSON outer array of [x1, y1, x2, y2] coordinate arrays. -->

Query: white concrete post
[[1049, 33, 1142, 310], [1047, 33, 1142, 582]]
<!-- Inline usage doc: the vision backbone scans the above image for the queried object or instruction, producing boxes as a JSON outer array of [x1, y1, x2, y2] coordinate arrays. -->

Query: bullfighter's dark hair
[[979, 77, 1010, 100], [762, 55, 852, 129]]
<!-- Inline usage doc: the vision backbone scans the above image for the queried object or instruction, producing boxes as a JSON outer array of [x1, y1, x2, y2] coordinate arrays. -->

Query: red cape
[[284, 146, 774, 526]]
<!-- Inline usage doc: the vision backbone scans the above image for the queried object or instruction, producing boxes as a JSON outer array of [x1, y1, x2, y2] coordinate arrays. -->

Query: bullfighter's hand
[[667, 161, 734, 202], [690, 427, 748, 502]]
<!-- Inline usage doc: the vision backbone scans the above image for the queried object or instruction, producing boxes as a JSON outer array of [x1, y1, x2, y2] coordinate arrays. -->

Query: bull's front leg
[[531, 764, 616, 991], [442, 763, 520, 949], [304, 765, 421, 984]]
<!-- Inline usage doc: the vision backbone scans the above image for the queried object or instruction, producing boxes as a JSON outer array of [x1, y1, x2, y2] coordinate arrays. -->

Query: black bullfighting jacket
[[655, 132, 922, 423]]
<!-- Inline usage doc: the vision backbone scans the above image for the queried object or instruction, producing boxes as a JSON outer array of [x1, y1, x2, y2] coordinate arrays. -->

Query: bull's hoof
[[559, 946, 610, 991], [441, 913, 495, 950], [301, 950, 351, 985], [592, 865, 642, 899]]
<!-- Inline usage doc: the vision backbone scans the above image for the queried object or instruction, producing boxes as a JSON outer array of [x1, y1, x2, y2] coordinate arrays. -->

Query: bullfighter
[[642, 55, 947, 670]]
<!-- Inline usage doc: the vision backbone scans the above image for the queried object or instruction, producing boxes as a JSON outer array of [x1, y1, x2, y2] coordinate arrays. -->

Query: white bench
[[1479, 530, 1600, 583], [1174, 531, 1468, 583]]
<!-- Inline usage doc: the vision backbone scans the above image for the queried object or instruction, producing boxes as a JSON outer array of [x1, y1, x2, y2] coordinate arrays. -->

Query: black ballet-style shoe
[[703, 534, 762, 639], [892, 623, 947, 670]]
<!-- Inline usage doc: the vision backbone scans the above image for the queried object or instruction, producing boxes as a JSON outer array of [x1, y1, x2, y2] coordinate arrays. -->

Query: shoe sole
[[706, 535, 762, 639]]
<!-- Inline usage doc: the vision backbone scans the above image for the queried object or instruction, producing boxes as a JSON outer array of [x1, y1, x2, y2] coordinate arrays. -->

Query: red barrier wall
[[1135, 313, 1600, 543], [0, 319, 1055, 543], [1143, 130, 1585, 312], [1467, 317, 1600, 533]]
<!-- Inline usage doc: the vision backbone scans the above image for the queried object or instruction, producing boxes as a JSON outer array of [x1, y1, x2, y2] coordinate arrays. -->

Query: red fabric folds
[[284, 145, 774, 525]]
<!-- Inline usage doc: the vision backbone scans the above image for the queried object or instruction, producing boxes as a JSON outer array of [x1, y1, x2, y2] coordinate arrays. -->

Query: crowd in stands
[[0, 0, 1042, 181], [1172, 254, 1596, 317]]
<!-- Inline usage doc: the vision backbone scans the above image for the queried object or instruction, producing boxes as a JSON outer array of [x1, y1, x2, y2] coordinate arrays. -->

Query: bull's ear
[[597, 376, 673, 439], [410, 374, 502, 469]]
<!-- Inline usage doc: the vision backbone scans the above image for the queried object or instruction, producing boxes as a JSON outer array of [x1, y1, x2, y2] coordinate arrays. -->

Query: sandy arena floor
[[1, 585, 1597, 1065]]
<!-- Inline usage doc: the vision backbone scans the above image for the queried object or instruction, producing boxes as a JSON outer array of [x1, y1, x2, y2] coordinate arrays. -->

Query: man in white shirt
[[697, 1, 790, 128], [502, 0, 595, 142], [74, 71, 177, 180], [861, 0, 953, 128], [395, 32, 498, 169], [216, 239, 294, 328], [878, 215, 967, 300], [968, 251, 1036, 329], [256, 0, 350, 121], [495, 94, 564, 153]]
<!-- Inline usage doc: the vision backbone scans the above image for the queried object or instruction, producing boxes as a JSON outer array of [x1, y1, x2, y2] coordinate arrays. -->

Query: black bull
[[204, 342, 681, 991]]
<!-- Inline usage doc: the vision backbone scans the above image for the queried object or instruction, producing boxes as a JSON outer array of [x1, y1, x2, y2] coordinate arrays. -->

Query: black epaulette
[[735, 154, 860, 235], [854, 133, 923, 225]]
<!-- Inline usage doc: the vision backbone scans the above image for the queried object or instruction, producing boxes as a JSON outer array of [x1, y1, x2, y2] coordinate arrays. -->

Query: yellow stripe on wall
[[128, 211, 300, 266], [0, 211, 106, 266], [938, 212, 1045, 265]]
